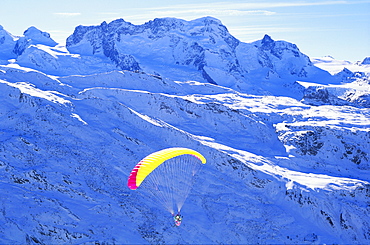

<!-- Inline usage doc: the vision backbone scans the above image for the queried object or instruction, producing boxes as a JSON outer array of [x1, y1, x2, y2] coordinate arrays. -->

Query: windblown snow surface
[[0, 17, 369, 244]]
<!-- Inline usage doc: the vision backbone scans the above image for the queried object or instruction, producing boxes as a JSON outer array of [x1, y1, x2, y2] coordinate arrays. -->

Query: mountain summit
[[64, 17, 331, 93], [66, 17, 241, 84], [0, 17, 334, 95]]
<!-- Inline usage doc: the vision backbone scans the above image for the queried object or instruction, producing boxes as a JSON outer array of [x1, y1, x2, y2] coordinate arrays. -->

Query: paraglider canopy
[[127, 147, 206, 215], [127, 147, 206, 190]]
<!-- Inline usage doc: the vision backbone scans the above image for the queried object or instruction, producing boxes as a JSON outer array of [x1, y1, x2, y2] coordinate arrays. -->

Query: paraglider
[[174, 213, 183, 227], [127, 147, 206, 226]]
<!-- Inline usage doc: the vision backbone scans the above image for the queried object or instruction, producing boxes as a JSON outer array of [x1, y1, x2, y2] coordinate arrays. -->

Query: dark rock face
[[302, 86, 350, 106], [294, 130, 324, 156], [66, 21, 141, 71]]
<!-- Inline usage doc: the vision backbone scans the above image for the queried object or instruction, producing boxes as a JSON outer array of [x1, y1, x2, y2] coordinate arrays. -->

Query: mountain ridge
[[65, 17, 330, 92], [1, 17, 333, 93]]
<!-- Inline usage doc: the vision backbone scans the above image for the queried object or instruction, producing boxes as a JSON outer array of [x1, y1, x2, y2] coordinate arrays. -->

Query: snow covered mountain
[[64, 17, 334, 95], [305, 56, 370, 107], [0, 17, 369, 244]]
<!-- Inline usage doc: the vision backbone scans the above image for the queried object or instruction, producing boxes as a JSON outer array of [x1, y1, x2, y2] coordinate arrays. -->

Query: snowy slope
[[0, 66, 369, 244], [304, 56, 370, 108], [0, 17, 369, 244]]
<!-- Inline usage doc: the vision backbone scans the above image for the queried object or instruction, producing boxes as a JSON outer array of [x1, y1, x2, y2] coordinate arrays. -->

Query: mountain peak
[[145, 16, 222, 26], [143, 17, 186, 35], [24, 26, 44, 35], [324, 55, 335, 59], [262, 34, 274, 44], [63, 17, 320, 87], [66, 16, 240, 74], [23, 26, 58, 46], [361, 57, 370, 65], [260, 34, 275, 50], [0, 25, 17, 58], [192, 16, 223, 25], [140, 16, 228, 37]]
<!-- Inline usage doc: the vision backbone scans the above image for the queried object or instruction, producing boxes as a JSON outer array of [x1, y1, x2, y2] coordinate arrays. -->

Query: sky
[[0, 0, 369, 62]]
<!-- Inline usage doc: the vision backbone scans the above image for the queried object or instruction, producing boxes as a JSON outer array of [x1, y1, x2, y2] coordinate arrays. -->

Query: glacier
[[0, 16, 369, 244]]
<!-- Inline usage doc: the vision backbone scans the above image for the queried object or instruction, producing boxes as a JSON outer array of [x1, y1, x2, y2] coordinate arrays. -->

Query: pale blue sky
[[1, 0, 369, 62]]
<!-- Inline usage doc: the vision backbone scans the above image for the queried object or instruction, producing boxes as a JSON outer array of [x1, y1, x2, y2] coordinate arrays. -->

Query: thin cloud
[[98, 12, 121, 16], [223, 1, 350, 9], [146, 1, 367, 11], [100, 0, 370, 27], [151, 9, 276, 17], [129, 0, 358, 23], [229, 25, 302, 39], [54, 13, 81, 17]]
